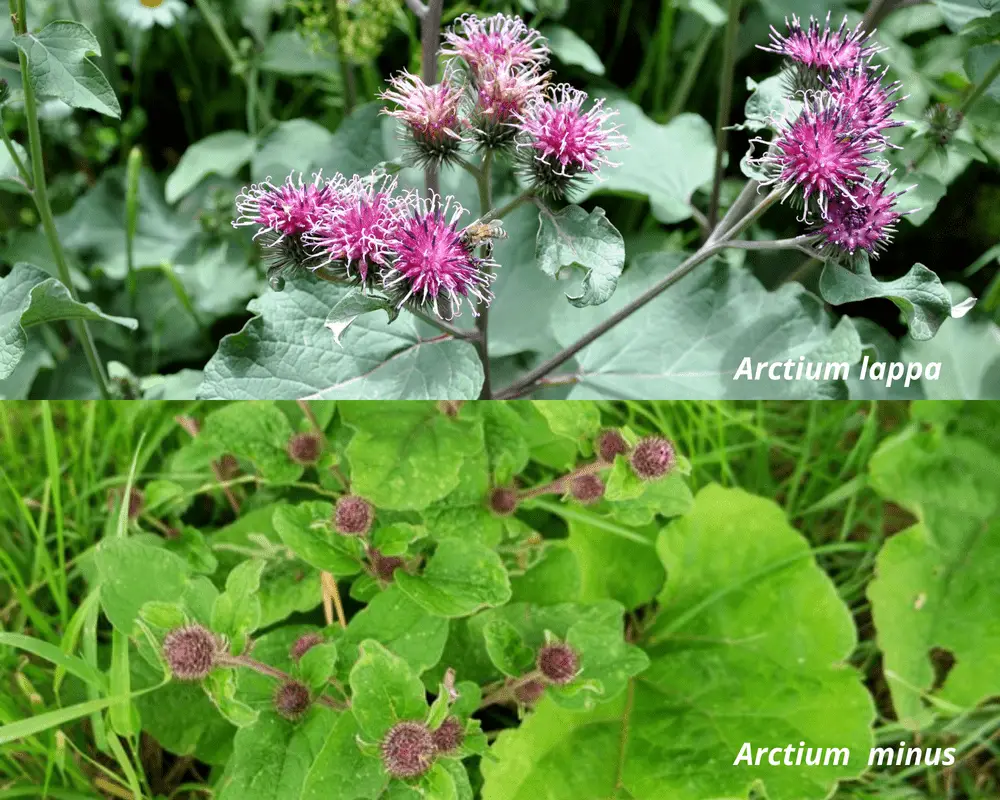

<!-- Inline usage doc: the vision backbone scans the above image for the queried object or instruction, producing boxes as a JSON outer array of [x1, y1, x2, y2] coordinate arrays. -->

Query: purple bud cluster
[[750, 13, 912, 259]]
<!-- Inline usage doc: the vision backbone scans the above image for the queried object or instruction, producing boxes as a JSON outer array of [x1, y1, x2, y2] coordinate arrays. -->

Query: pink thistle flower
[[382, 193, 496, 319], [760, 13, 881, 72], [471, 63, 550, 149], [381, 69, 465, 168], [751, 94, 884, 218], [824, 65, 905, 145], [515, 84, 628, 197], [233, 172, 340, 240], [305, 173, 401, 284], [441, 13, 549, 76], [815, 172, 910, 257]]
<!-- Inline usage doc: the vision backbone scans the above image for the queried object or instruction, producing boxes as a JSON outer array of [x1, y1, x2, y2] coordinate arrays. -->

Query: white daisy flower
[[115, 0, 188, 31]]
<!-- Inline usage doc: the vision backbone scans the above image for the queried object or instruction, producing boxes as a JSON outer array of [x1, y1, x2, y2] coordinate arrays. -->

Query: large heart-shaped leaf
[[535, 205, 625, 307]]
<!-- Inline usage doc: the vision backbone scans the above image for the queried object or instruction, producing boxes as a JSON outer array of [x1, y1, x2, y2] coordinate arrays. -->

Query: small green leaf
[[13, 21, 120, 118], [0, 139, 30, 195], [211, 559, 266, 654], [272, 502, 364, 576], [819, 259, 955, 341], [299, 642, 338, 692], [536, 205, 625, 307], [483, 619, 535, 677], [325, 290, 400, 346], [531, 400, 602, 442], [165, 131, 256, 204], [603, 458, 646, 501], [541, 25, 605, 75], [0, 263, 137, 380], [204, 671, 259, 728], [350, 640, 429, 741], [395, 538, 512, 618], [371, 523, 426, 556]]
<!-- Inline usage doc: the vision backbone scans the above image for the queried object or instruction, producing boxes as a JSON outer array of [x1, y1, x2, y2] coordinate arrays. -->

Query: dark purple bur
[[334, 495, 374, 535], [488, 486, 519, 516], [273, 680, 311, 720], [570, 474, 605, 505], [287, 432, 323, 465], [381, 721, 435, 778], [163, 625, 218, 681], [431, 716, 465, 753], [537, 642, 580, 685], [630, 436, 676, 481]]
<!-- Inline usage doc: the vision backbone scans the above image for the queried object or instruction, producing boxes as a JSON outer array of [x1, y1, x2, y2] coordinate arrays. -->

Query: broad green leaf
[[216, 708, 386, 800], [531, 400, 601, 441], [535, 205, 625, 307], [350, 640, 429, 740], [566, 516, 664, 610], [172, 401, 303, 483], [340, 585, 450, 678], [541, 25, 605, 75], [483, 485, 874, 800], [738, 73, 802, 133], [325, 290, 400, 346], [934, 0, 992, 30], [579, 97, 715, 224], [508, 544, 582, 605], [341, 402, 483, 509], [846, 318, 926, 400], [251, 119, 336, 183], [94, 538, 192, 634], [272, 502, 365, 576], [165, 131, 256, 203], [13, 21, 120, 118], [395, 538, 512, 618], [299, 642, 338, 691], [0, 263, 137, 380], [551, 254, 862, 399], [477, 402, 531, 484], [867, 429, 1000, 727], [199, 276, 483, 400], [819, 260, 955, 341]]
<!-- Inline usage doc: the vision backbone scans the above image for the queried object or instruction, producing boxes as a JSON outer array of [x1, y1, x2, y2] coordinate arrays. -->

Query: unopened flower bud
[[273, 680, 311, 720], [287, 432, 323, 465], [368, 548, 405, 582], [514, 678, 546, 705], [569, 474, 605, 505], [536, 642, 579, 685], [217, 454, 240, 480], [289, 632, 324, 662], [488, 486, 519, 517], [107, 486, 145, 520], [381, 721, 435, 778], [596, 429, 629, 463], [431, 715, 464, 754], [629, 436, 676, 481], [162, 624, 219, 681], [334, 495, 374, 536]]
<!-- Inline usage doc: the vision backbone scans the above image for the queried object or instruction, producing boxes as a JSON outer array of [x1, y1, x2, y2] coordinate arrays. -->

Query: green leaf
[[94, 538, 192, 634], [165, 131, 256, 204], [272, 502, 364, 576], [13, 21, 120, 118], [260, 30, 341, 75], [199, 276, 483, 400], [216, 708, 386, 800], [579, 98, 715, 224], [395, 538, 512, 618], [325, 290, 400, 346], [934, 0, 992, 31], [299, 642, 339, 692], [483, 619, 535, 677], [478, 402, 531, 484], [819, 260, 955, 341], [0, 263, 137, 380], [535, 205, 625, 307], [350, 640, 429, 740], [341, 402, 483, 510], [550, 254, 862, 399], [867, 429, 1000, 727], [531, 400, 601, 441], [172, 401, 303, 482], [211, 559, 266, 654], [541, 25, 605, 75], [482, 485, 875, 800], [508, 544, 582, 605], [341, 585, 450, 677], [738, 73, 802, 133], [0, 138, 30, 195]]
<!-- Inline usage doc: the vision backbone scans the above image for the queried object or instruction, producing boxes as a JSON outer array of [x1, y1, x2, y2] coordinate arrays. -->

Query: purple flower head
[[824, 65, 904, 145], [752, 94, 884, 218], [515, 84, 628, 197], [383, 192, 496, 319], [381, 69, 465, 167], [233, 172, 340, 240], [306, 173, 401, 284], [760, 13, 881, 72], [471, 63, 550, 150], [441, 13, 549, 76], [815, 172, 909, 257]]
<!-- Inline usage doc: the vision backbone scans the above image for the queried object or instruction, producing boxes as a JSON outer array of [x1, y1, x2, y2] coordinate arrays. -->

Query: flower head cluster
[[380, 13, 625, 196], [234, 171, 498, 319], [749, 15, 912, 259]]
